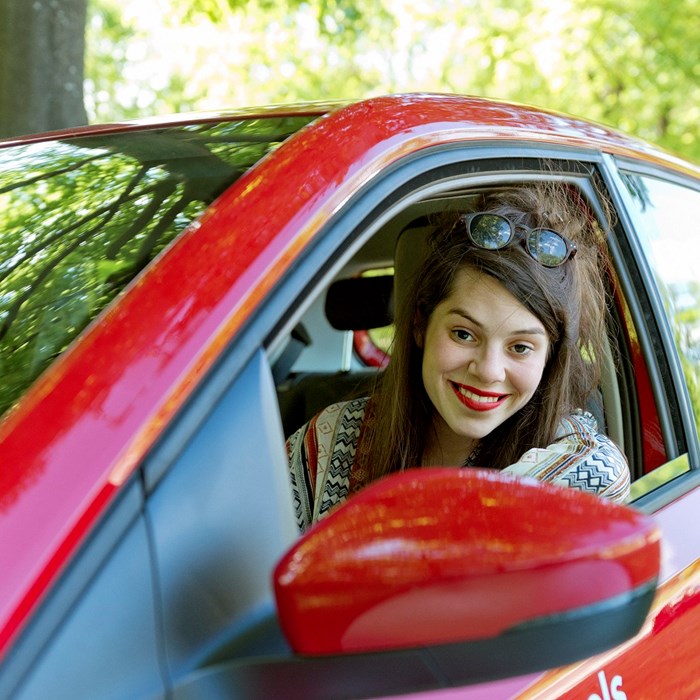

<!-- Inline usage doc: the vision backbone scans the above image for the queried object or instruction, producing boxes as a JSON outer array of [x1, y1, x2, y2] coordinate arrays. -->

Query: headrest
[[325, 275, 393, 330], [393, 216, 433, 319]]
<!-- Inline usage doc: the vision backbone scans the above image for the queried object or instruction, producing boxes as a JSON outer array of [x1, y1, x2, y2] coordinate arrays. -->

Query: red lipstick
[[451, 382, 508, 412]]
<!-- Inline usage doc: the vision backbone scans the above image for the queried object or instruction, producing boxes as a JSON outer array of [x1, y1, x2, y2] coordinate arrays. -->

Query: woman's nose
[[468, 346, 506, 383]]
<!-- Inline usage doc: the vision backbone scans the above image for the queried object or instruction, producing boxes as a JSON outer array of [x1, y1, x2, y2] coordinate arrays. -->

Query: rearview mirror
[[274, 468, 659, 683]]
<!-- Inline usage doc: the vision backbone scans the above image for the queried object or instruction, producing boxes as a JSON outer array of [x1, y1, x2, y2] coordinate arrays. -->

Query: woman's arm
[[287, 419, 317, 531], [502, 411, 631, 503], [287, 398, 369, 530]]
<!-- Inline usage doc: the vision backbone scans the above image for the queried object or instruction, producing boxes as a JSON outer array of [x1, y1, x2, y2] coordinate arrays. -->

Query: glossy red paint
[[0, 94, 693, 659], [519, 565, 700, 699], [511, 479, 700, 699], [274, 468, 660, 655]]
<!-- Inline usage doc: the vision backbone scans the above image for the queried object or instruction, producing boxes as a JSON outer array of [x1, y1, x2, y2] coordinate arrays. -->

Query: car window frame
[[145, 147, 615, 497], [272, 147, 658, 465]]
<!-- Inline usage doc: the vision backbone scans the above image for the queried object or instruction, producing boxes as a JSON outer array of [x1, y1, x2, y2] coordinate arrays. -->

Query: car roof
[[0, 100, 342, 147], [1, 93, 696, 176]]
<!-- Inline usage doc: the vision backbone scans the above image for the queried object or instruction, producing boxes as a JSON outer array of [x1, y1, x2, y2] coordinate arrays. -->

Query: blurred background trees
[[0, 0, 698, 162]]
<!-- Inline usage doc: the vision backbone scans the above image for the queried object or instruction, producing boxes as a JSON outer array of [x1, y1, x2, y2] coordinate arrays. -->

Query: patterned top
[[286, 397, 631, 531]]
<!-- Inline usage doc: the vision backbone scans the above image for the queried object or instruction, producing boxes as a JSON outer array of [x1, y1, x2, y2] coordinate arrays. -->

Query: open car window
[[274, 172, 643, 479]]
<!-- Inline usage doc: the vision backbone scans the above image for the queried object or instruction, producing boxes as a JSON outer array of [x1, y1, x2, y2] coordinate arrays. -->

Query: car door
[[509, 157, 700, 699], [149, 146, 666, 699]]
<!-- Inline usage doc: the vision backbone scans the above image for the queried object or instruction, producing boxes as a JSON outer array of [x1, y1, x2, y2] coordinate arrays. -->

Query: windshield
[[0, 115, 316, 417]]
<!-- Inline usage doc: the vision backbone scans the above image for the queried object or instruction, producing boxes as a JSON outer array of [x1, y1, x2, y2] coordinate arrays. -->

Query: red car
[[0, 94, 698, 699]]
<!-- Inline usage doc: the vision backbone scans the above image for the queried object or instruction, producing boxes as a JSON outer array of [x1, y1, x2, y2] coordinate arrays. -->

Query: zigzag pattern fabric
[[287, 398, 368, 530], [504, 412, 631, 503], [287, 398, 631, 531]]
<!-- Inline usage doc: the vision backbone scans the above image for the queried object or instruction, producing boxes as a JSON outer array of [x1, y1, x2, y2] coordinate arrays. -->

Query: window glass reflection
[[0, 117, 314, 416]]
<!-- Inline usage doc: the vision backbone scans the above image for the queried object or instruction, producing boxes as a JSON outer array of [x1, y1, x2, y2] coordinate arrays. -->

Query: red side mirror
[[274, 468, 660, 658]]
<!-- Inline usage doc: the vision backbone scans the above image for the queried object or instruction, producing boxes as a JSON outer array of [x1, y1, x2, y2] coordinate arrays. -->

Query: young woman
[[287, 183, 631, 531]]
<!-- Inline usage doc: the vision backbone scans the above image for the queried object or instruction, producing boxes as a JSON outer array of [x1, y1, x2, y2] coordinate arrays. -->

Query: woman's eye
[[511, 343, 533, 355], [453, 329, 474, 342]]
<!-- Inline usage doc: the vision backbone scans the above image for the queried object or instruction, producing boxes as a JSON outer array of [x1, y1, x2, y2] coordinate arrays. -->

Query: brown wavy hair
[[359, 182, 611, 479]]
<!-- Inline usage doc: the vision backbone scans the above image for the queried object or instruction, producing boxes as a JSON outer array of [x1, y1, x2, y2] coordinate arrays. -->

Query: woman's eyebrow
[[448, 308, 546, 336], [448, 308, 483, 327]]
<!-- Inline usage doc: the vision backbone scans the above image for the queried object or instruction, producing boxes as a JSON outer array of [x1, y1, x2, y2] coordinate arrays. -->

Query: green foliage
[[169, 0, 392, 38], [82, 0, 700, 164], [85, 0, 138, 121], [568, 0, 700, 160], [86, 0, 205, 121]]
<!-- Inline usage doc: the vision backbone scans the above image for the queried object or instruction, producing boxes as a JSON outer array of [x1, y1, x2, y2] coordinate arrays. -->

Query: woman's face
[[419, 267, 550, 460]]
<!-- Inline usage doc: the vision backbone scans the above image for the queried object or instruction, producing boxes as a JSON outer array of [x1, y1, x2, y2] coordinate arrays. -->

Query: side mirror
[[274, 468, 659, 683]]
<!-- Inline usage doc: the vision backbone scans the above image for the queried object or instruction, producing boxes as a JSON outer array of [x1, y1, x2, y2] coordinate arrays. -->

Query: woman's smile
[[450, 382, 509, 411]]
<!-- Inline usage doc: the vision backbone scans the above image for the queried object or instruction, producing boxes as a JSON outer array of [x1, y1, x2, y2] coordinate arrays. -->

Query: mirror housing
[[274, 468, 659, 673]]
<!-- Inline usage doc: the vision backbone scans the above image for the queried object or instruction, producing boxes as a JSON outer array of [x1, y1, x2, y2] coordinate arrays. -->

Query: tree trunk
[[0, 0, 88, 139]]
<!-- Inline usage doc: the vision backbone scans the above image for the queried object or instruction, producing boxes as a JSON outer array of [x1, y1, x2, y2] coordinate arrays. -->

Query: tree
[[0, 0, 88, 138], [569, 0, 700, 161]]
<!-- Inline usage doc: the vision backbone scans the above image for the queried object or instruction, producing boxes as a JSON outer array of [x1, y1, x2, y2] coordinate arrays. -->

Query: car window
[[279, 171, 643, 472], [620, 172, 700, 442], [0, 116, 315, 418]]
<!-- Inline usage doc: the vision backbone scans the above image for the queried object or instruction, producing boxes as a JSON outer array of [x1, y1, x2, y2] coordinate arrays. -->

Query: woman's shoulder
[[555, 409, 602, 440], [504, 409, 631, 503], [287, 396, 370, 449], [315, 396, 370, 425], [287, 396, 371, 530]]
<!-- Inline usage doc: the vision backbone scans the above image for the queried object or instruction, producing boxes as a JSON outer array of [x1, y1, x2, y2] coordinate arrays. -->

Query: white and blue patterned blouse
[[287, 397, 631, 532]]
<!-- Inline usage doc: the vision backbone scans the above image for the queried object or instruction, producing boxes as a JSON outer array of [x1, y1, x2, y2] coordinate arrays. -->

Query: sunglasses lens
[[527, 229, 569, 266], [469, 214, 512, 249]]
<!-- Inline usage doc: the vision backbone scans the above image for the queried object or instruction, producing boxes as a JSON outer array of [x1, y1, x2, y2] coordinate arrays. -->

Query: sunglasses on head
[[461, 212, 577, 267]]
